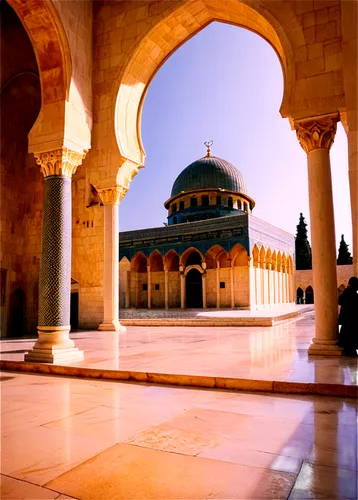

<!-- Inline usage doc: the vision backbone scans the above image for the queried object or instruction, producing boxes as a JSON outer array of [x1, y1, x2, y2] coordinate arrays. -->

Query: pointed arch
[[148, 250, 164, 272], [277, 251, 282, 272], [229, 243, 248, 267], [181, 247, 204, 268], [266, 248, 272, 270], [131, 252, 147, 273], [252, 244, 259, 268], [164, 250, 180, 272], [271, 250, 277, 271], [259, 246, 266, 269]]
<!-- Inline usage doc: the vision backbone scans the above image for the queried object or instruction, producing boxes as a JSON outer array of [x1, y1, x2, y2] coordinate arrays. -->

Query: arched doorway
[[305, 286, 314, 304], [186, 269, 203, 308], [296, 287, 304, 304]]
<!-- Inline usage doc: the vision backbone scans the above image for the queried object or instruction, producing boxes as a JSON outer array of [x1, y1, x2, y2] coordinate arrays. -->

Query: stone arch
[[164, 250, 180, 272], [259, 246, 266, 269], [230, 243, 248, 267], [149, 250, 164, 272], [296, 286, 304, 302], [206, 245, 227, 269], [252, 244, 259, 268], [184, 264, 204, 277], [131, 252, 147, 273], [305, 285, 314, 304], [181, 247, 204, 268], [7, 0, 71, 105], [282, 253, 288, 272], [277, 251, 282, 272], [266, 248, 272, 270], [112, 0, 301, 169], [287, 254, 294, 274]]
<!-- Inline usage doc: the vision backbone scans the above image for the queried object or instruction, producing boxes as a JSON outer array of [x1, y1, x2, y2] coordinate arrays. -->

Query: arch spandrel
[[111, 0, 300, 172]]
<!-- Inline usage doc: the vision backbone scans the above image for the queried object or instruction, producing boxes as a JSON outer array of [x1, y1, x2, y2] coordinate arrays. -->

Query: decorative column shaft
[[125, 271, 130, 308], [180, 267, 185, 308], [147, 265, 152, 309], [202, 273, 207, 309], [295, 113, 341, 355], [216, 262, 220, 309], [230, 261, 235, 309], [98, 186, 126, 332], [25, 148, 86, 363], [164, 269, 169, 310]]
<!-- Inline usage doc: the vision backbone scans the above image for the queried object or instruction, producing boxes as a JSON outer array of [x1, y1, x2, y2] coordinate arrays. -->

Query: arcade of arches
[[0, 0, 357, 362], [119, 245, 295, 310]]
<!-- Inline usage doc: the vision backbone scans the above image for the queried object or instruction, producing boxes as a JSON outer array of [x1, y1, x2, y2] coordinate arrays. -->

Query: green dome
[[171, 155, 247, 197]]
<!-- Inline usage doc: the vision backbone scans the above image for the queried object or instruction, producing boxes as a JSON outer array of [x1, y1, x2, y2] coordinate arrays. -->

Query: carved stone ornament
[[97, 185, 128, 205], [34, 148, 87, 178], [294, 113, 339, 154]]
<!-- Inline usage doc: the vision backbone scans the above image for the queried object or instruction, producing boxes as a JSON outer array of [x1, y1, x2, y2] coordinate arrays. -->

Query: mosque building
[[119, 143, 295, 310]]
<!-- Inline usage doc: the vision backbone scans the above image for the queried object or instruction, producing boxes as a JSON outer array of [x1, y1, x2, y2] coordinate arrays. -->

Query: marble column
[[180, 271, 185, 308], [164, 269, 169, 310], [295, 113, 341, 355], [230, 260, 235, 309], [216, 262, 220, 309], [98, 186, 126, 332], [25, 148, 86, 363], [147, 264, 151, 309], [125, 271, 130, 308], [202, 273, 207, 309], [135, 272, 139, 308]]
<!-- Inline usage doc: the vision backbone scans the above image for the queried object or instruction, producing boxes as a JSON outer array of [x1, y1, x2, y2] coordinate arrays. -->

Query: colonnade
[[24, 113, 351, 362]]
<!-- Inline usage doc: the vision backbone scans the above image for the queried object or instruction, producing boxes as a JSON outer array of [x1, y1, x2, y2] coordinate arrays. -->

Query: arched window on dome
[[237, 199, 242, 210], [216, 195, 222, 205], [190, 196, 197, 207], [179, 200, 184, 210], [228, 197, 233, 209], [202, 195, 209, 206], [172, 203, 177, 213]]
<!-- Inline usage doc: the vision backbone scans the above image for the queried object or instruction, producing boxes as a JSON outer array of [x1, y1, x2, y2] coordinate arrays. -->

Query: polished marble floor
[[1, 372, 357, 499], [1, 312, 357, 388]]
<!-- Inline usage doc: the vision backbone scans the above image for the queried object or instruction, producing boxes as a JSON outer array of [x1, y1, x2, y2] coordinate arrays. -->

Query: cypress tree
[[337, 234, 352, 265], [295, 213, 312, 270]]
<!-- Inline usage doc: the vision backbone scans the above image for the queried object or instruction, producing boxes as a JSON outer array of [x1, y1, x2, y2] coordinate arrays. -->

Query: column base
[[98, 319, 126, 332], [24, 325, 84, 364], [25, 347, 84, 364], [308, 340, 343, 356]]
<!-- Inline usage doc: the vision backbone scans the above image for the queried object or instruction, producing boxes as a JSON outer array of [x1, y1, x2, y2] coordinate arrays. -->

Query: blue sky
[[119, 22, 352, 252]]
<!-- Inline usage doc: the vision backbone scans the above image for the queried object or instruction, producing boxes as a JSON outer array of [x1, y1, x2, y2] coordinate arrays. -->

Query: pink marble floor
[[1, 372, 357, 499], [1, 312, 357, 387]]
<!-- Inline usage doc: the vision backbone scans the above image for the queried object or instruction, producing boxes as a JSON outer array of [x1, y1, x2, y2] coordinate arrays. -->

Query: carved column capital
[[97, 186, 128, 205], [294, 113, 339, 154], [34, 147, 87, 178]]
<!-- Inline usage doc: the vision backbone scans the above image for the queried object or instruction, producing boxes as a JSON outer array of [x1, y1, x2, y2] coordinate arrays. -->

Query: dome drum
[[165, 149, 255, 226]]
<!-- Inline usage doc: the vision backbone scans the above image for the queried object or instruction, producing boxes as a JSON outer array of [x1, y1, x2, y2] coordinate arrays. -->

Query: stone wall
[[295, 265, 354, 291], [0, 1, 42, 337]]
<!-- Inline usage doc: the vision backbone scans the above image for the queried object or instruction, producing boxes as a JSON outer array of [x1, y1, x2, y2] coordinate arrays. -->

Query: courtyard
[[1, 313, 357, 499]]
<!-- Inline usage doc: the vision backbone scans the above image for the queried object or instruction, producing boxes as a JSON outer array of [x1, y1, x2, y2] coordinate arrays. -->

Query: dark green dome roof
[[171, 155, 247, 197]]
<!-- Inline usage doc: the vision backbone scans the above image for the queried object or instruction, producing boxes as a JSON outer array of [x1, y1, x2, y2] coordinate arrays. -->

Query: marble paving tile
[[0, 474, 60, 499], [45, 443, 296, 499], [288, 460, 357, 499], [1, 424, 117, 486], [127, 407, 316, 459]]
